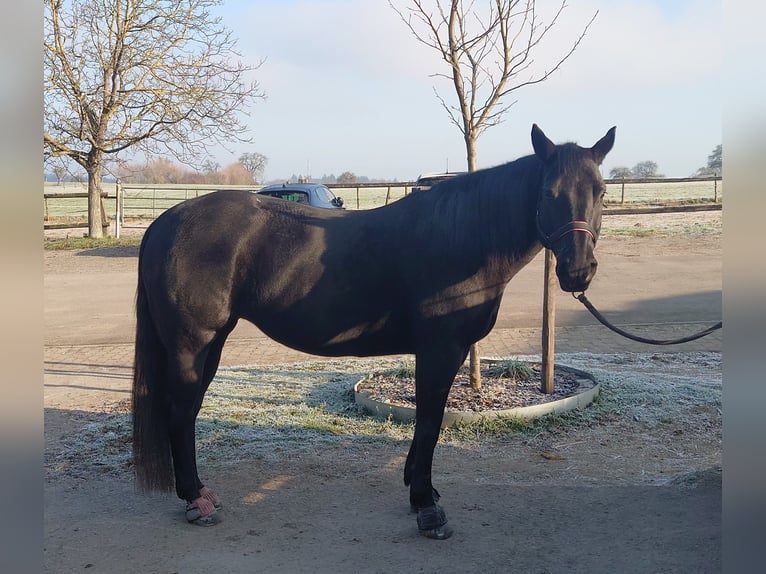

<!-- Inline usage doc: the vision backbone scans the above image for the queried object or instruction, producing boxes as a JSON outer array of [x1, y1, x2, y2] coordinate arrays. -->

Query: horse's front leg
[[405, 345, 468, 539]]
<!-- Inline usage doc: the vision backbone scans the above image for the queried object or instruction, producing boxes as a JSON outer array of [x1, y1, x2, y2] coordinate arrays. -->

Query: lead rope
[[574, 292, 722, 346]]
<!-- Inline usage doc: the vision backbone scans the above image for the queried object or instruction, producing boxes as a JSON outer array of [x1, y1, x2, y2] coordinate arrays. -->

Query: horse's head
[[532, 124, 616, 292]]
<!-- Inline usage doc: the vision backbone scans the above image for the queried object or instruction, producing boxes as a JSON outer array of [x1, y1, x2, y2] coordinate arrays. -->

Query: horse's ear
[[531, 124, 556, 161], [591, 126, 616, 165]]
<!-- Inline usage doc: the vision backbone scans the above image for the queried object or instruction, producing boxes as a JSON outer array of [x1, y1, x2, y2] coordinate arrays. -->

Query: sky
[[210, 0, 722, 181]]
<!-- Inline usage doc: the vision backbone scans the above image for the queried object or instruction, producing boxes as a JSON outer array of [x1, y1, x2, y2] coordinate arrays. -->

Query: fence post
[[100, 191, 109, 236], [384, 186, 391, 205], [115, 179, 121, 238], [714, 173, 718, 203], [620, 177, 626, 204], [541, 249, 557, 394], [356, 186, 360, 209]]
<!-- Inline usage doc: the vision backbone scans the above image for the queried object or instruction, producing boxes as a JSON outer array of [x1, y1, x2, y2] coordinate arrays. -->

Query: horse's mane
[[394, 154, 544, 260]]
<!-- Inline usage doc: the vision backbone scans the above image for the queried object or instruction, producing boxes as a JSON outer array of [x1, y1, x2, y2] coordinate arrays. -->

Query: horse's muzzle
[[556, 254, 598, 293]]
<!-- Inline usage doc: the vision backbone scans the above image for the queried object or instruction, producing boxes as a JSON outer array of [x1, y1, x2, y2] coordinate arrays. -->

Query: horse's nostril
[[556, 257, 598, 292]]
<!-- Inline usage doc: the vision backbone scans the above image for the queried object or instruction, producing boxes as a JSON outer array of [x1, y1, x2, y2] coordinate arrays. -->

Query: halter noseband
[[536, 216, 597, 250]]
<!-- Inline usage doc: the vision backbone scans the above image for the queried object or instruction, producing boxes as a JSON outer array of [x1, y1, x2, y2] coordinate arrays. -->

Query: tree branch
[[391, 0, 598, 162]]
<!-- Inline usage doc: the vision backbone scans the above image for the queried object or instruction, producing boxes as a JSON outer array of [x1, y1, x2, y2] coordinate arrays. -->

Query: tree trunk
[[468, 344, 481, 390], [465, 132, 481, 389], [465, 133, 477, 172], [86, 151, 107, 238]]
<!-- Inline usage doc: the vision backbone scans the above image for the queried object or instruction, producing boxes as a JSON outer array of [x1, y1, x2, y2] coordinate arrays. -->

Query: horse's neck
[[398, 158, 542, 283], [474, 158, 542, 270]]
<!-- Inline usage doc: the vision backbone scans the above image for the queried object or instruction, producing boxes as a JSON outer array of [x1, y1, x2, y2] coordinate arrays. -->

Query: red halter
[[536, 217, 597, 249]]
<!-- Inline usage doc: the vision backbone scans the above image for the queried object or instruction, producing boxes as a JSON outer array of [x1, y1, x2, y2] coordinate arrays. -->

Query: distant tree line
[[47, 161, 403, 187], [608, 144, 721, 180], [609, 160, 663, 179], [48, 144, 724, 186], [116, 158, 254, 185], [46, 153, 268, 186], [119, 152, 267, 185], [269, 171, 400, 186]]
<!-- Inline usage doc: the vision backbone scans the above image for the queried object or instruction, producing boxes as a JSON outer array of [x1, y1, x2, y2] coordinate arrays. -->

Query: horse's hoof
[[416, 504, 451, 539], [185, 503, 222, 526], [420, 524, 454, 540]]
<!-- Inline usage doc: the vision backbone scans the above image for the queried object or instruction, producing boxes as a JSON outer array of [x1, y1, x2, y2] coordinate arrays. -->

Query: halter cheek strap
[[536, 217, 597, 249]]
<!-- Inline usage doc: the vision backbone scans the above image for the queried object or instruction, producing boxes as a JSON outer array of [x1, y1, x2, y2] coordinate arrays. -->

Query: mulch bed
[[357, 361, 584, 413]]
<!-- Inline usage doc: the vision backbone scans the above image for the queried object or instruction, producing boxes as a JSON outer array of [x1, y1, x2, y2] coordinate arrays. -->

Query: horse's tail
[[132, 240, 174, 493]]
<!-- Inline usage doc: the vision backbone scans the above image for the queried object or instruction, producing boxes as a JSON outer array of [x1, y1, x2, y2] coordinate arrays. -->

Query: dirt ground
[[44, 212, 722, 574]]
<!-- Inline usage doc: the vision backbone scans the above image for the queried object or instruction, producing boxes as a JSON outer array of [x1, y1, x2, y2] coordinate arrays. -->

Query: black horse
[[132, 124, 615, 538]]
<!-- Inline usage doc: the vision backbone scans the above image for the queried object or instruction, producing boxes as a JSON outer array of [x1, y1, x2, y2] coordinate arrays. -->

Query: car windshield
[[313, 185, 335, 203]]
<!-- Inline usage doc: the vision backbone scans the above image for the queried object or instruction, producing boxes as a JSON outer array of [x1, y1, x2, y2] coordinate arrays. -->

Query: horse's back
[[139, 191, 317, 334], [138, 190, 414, 355], [141, 189, 349, 273]]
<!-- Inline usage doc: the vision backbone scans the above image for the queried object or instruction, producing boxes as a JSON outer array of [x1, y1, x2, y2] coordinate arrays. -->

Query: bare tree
[[609, 166, 632, 179], [632, 160, 662, 178], [44, 0, 264, 237], [52, 165, 67, 185], [337, 171, 359, 184], [391, 0, 597, 388], [391, 0, 597, 171], [239, 152, 269, 183]]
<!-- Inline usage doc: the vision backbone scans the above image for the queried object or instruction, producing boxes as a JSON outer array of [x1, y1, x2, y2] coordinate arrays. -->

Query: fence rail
[[43, 176, 722, 233]]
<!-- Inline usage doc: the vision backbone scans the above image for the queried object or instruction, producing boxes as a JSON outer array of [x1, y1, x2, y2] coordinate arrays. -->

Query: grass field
[[44, 178, 722, 222], [603, 179, 722, 205]]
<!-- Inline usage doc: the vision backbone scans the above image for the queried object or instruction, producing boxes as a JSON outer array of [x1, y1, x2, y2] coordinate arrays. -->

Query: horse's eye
[[595, 185, 606, 202]]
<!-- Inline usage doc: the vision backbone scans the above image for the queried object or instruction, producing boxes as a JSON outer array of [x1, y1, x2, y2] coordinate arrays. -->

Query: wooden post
[[620, 177, 625, 204], [469, 344, 481, 390], [115, 180, 121, 238], [385, 186, 391, 205], [714, 174, 718, 203], [541, 248, 557, 394], [99, 191, 109, 236]]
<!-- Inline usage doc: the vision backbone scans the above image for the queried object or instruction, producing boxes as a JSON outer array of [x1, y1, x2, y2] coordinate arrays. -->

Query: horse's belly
[[247, 311, 412, 358]]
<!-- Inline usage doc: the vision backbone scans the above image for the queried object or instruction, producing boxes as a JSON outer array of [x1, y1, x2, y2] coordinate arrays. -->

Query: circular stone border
[[353, 361, 599, 428]]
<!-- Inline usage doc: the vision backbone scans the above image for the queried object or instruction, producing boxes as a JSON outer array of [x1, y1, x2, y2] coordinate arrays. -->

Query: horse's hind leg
[[406, 344, 468, 539], [165, 327, 231, 525], [190, 324, 235, 514]]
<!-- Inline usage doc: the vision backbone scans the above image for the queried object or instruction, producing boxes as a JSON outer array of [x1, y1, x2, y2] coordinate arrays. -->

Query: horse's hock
[[354, 360, 599, 428]]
